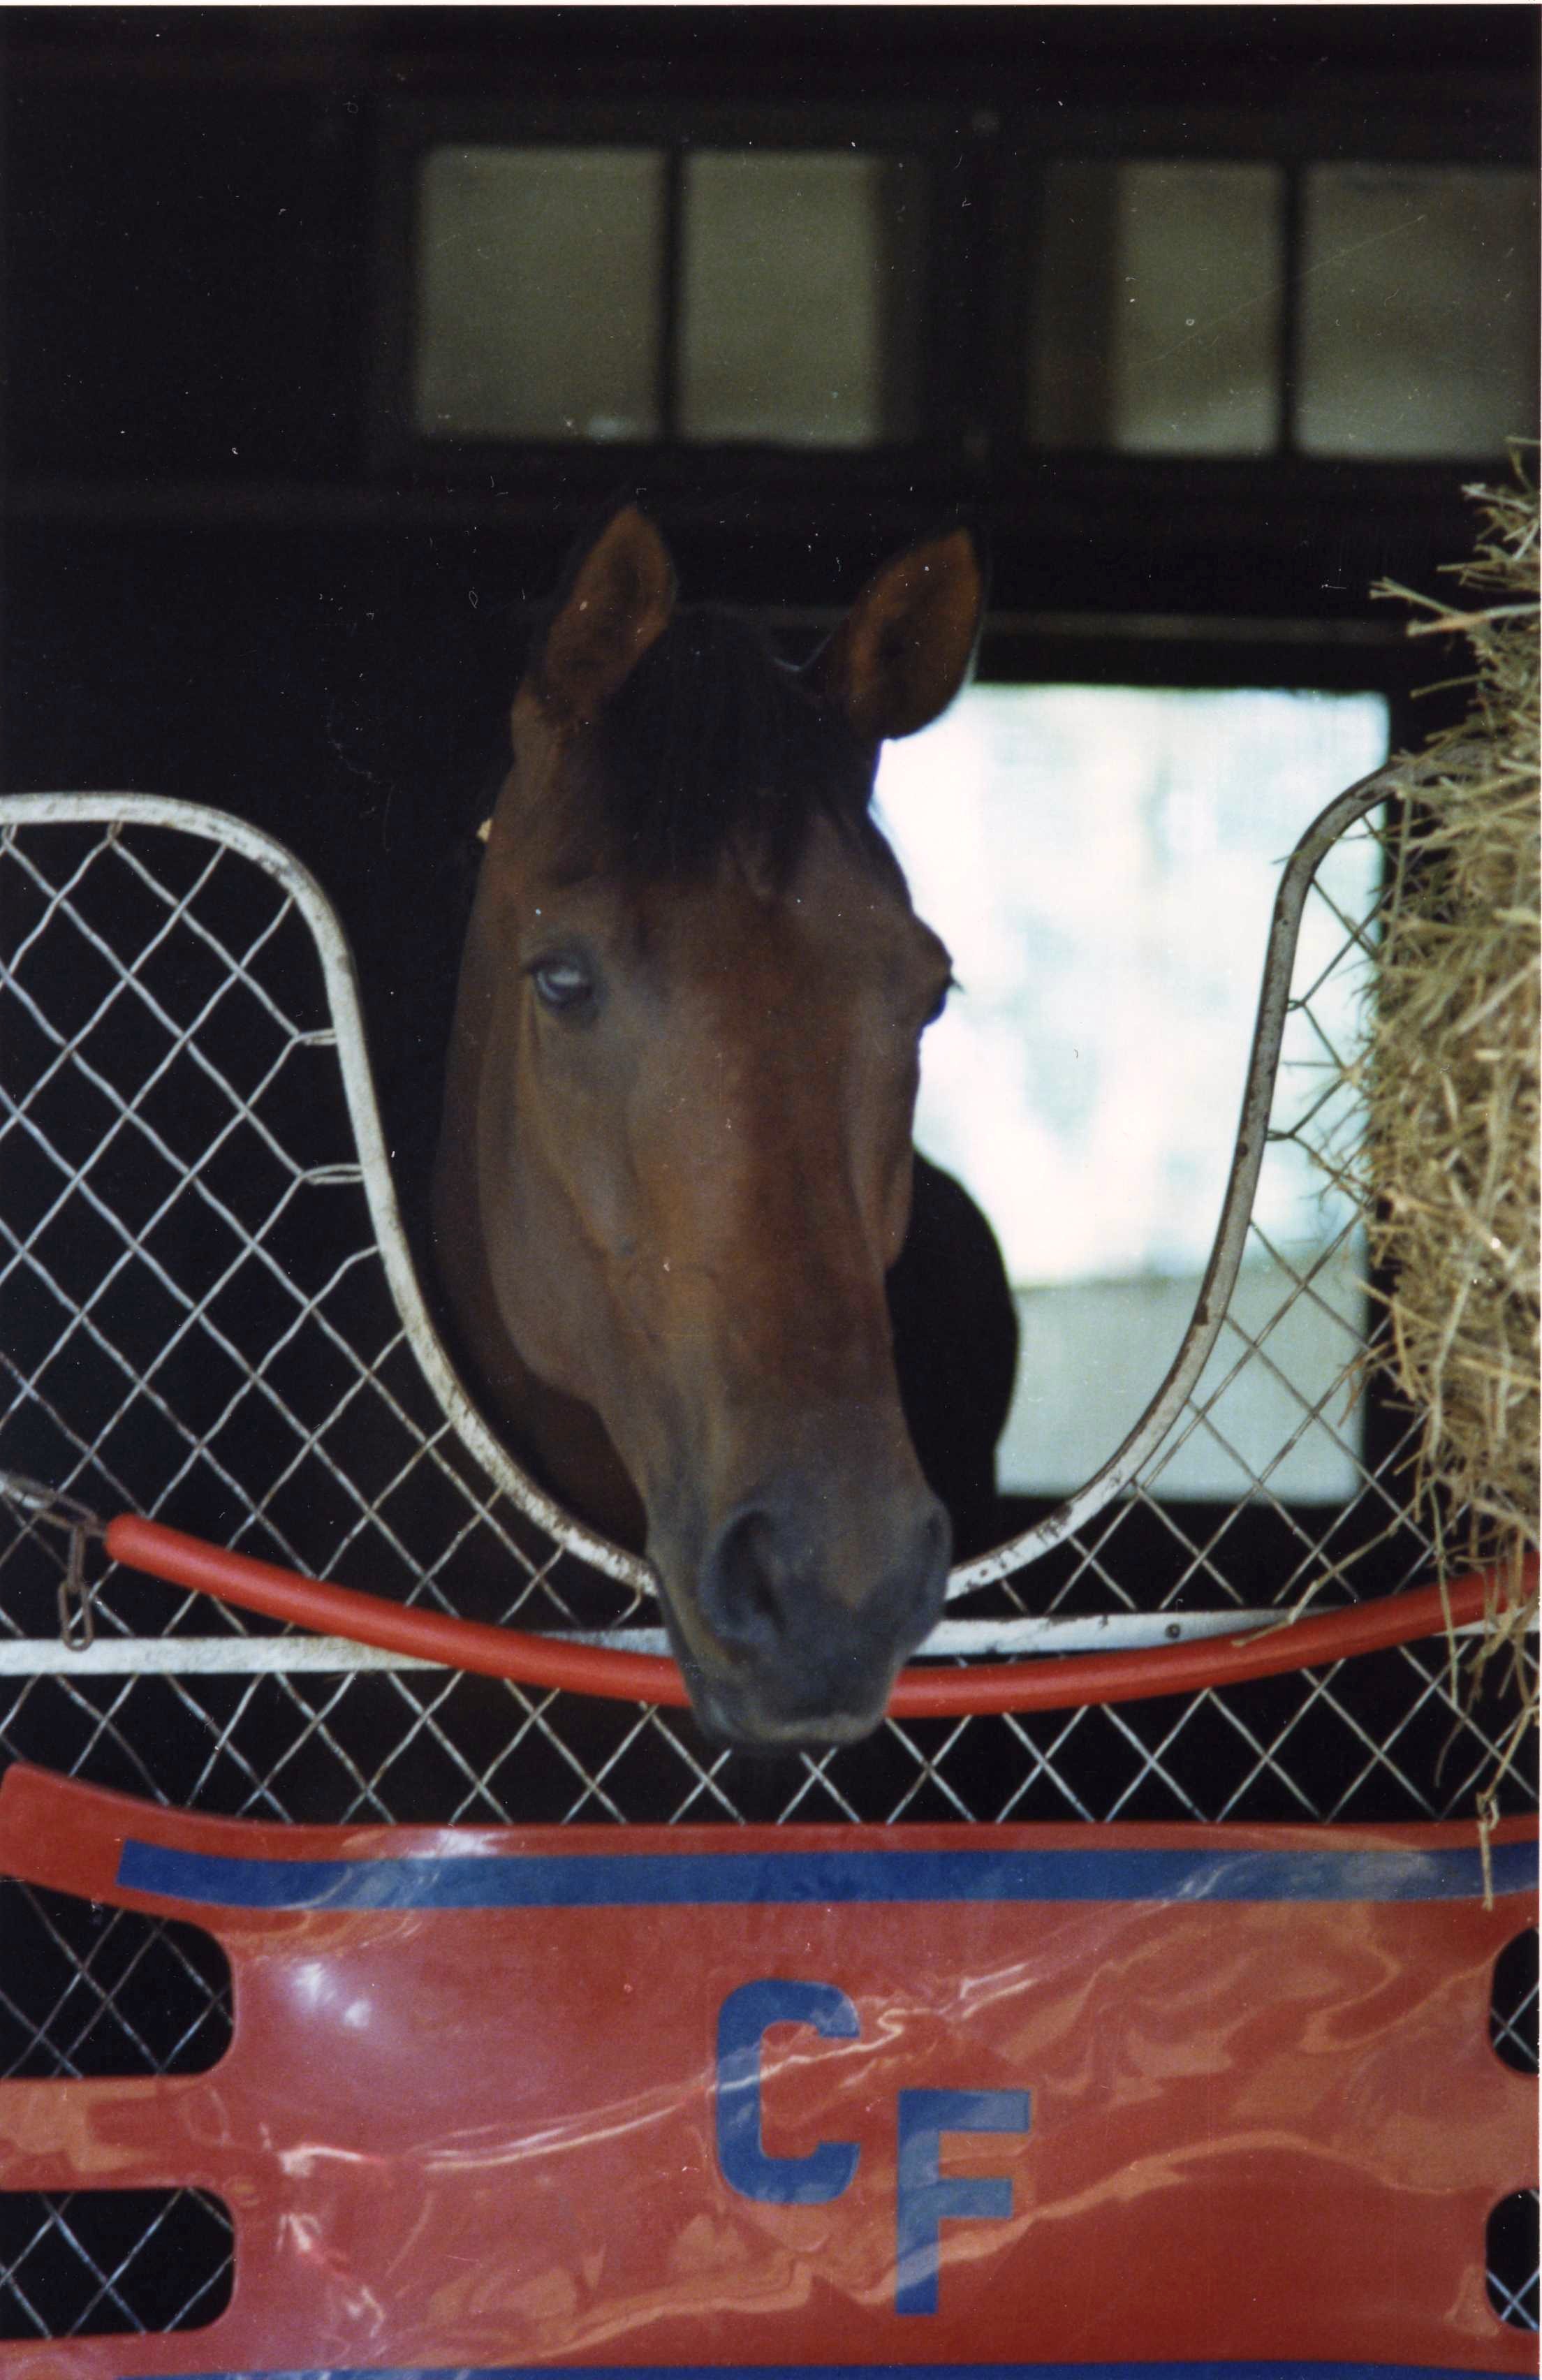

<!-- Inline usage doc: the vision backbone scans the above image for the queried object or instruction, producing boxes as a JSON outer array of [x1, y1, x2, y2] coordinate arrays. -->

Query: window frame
[[370, 97, 982, 480], [373, 89, 1536, 489], [992, 106, 1539, 467]]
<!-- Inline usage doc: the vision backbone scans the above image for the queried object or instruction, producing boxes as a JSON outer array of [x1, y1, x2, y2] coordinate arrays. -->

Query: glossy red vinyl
[[0, 1763, 1533, 2379]]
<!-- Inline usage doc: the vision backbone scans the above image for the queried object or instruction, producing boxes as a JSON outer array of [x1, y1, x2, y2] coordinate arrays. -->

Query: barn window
[[677, 152, 926, 447], [1297, 165, 1540, 460], [1028, 161, 1284, 456], [410, 140, 927, 450], [413, 146, 668, 441], [1024, 156, 1538, 462], [395, 115, 1535, 470], [876, 684, 1391, 1504]]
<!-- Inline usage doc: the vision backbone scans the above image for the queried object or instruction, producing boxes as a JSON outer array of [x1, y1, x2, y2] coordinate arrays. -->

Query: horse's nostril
[[701, 1507, 802, 1654], [700, 1489, 953, 1677]]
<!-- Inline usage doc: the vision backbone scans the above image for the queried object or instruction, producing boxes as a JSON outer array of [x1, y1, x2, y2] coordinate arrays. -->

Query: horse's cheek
[[845, 1043, 920, 1271], [542, 1066, 651, 1276], [502, 1069, 654, 1384], [878, 1146, 917, 1274], [464, 1045, 573, 1384]]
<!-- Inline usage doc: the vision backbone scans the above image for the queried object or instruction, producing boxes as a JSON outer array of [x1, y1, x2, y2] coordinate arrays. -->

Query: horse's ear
[[529, 506, 677, 729], [809, 527, 986, 742]]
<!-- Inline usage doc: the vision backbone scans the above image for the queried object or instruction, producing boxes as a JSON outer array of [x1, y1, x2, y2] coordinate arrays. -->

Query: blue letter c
[[715, 1978, 860, 2205]]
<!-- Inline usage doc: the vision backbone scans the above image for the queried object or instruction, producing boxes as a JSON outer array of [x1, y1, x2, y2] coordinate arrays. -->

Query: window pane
[[876, 686, 1390, 1501], [1030, 161, 1283, 455], [414, 147, 665, 441], [1298, 166, 1540, 459], [679, 151, 925, 446]]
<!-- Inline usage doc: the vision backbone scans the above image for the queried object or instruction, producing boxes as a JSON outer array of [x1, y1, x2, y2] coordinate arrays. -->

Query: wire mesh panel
[[0, 2188, 234, 2342], [1486, 1924, 1540, 2333], [1489, 2191, 1541, 2333], [1, 793, 1535, 1832], [0, 1874, 236, 2342], [0, 791, 1536, 2351]]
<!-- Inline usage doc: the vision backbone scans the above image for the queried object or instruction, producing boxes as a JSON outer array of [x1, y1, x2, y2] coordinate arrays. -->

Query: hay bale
[[1351, 460, 1539, 1741]]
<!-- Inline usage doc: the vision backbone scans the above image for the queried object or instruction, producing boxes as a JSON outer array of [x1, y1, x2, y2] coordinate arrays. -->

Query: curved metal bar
[[947, 743, 1469, 1596], [101, 1512, 1536, 1715], [2, 1605, 1385, 1675], [2, 758, 1467, 1622], [0, 792, 654, 1594]]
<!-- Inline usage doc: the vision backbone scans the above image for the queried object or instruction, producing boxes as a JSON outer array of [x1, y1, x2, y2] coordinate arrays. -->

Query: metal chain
[[0, 1468, 105, 1650]]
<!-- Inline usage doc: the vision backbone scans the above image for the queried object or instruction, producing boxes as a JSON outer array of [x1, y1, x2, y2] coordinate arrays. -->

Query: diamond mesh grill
[[1, 798, 1534, 1829], [0, 2188, 233, 2340], [1488, 1921, 1539, 2333], [1, 795, 1534, 2338]]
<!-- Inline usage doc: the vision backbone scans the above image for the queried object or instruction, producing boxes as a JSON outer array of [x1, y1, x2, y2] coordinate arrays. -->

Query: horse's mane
[[588, 605, 887, 884]]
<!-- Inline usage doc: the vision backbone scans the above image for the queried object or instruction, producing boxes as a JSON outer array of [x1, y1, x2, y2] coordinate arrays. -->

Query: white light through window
[[876, 684, 1390, 1501]]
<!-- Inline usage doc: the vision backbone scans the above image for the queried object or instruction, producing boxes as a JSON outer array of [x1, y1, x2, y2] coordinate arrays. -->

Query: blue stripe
[[115, 1836, 1538, 1912], [133, 2361, 1533, 2379]]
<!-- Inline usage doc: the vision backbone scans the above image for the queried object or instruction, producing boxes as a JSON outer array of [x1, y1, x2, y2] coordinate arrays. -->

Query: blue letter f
[[895, 2086, 1032, 2314]]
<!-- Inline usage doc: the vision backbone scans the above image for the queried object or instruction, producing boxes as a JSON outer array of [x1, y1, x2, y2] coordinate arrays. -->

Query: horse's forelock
[[588, 607, 879, 885]]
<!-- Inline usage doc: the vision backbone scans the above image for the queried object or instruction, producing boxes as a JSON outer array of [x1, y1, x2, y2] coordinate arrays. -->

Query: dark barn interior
[[3, 0, 1537, 1571], [1, 0, 1539, 1709], [2, 4, 1536, 1159], [0, 7, 1539, 2349], [1, 1, 1538, 1688]]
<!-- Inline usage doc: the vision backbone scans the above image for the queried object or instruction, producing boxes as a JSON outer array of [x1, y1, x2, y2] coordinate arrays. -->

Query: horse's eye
[[529, 955, 594, 1014]]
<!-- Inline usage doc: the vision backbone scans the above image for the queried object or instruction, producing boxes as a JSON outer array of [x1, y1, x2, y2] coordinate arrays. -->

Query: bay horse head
[[432, 506, 987, 1749]]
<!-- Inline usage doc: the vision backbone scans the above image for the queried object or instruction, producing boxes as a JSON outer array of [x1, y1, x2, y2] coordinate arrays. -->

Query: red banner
[[0, 1763, 1533, 2377]]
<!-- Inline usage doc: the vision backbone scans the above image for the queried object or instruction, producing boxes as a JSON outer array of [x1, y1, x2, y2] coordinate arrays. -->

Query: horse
[[432, 506, 1017, 1751]]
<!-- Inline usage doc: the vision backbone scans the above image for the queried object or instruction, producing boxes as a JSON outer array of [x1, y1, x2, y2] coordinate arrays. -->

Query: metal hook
[[0, 1466, 106, 1539], [56, 1524, 97, 1652], [0, 1468, 105, 1654]]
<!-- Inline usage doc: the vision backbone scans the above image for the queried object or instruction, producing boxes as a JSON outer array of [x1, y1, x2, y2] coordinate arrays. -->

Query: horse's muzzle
[[675, 1477, 952, 1749]]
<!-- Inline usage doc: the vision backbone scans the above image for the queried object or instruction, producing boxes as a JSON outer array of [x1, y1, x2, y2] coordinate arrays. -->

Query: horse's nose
[[697, 1481, 951, 1738]]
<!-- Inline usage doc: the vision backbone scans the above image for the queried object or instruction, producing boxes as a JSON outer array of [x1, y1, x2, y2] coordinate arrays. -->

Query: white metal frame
[[0, 752, 1477, 1684]]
